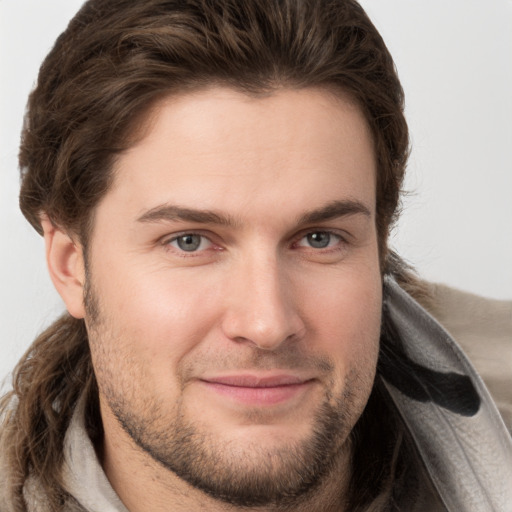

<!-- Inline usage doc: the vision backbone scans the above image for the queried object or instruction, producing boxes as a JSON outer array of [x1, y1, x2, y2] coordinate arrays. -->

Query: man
[[0, 1, 511, 511]]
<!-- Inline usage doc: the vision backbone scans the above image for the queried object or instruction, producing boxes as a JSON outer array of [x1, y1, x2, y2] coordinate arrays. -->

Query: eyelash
[[164, 232, 218, 255], [294, 231, 345, 251], [162, 229, 348, 256]]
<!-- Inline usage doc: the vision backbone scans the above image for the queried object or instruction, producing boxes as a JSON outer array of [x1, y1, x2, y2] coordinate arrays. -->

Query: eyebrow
[[137, 205, 240, 227], [136, 199, 371, 227], [296, 199, 371, 225]]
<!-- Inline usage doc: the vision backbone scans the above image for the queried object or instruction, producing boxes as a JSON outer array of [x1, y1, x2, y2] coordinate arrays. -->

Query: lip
[[199, 374, 315, 406]]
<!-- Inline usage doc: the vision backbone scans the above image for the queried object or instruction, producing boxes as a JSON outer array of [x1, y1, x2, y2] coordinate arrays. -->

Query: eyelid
[[158, 227, 351, 256], [293, 228, 349, 248], [162, 230, 219, 254]]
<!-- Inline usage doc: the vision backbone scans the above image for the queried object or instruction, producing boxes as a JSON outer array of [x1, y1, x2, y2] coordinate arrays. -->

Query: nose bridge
[[222, 249, 304, 350]]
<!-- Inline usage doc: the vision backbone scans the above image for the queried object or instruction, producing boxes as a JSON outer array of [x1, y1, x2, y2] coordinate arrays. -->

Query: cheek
[[300, 264, 382, 375], [91, 265, 225, 376]]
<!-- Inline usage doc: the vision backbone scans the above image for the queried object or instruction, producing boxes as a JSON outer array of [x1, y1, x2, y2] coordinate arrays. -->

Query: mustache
[[180, 346, 335, 379]]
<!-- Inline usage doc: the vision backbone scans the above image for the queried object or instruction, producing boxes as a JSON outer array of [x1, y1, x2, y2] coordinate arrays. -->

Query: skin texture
[[45, 87, 382, 511]]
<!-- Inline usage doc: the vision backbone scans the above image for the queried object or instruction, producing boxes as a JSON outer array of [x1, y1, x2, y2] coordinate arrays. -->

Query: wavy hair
[[2, 0, 410, 509]]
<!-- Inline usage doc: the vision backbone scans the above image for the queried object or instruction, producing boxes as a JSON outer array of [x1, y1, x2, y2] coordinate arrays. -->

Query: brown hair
[[2, 0, 410, 509]]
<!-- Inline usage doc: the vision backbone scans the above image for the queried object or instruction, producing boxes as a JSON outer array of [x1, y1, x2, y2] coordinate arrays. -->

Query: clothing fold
[[381, 276, 512, 512]]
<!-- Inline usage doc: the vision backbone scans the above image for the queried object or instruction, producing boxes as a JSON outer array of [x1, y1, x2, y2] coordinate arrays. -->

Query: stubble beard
[[108, 379, 357, 509], [84, 274, 371, 509]]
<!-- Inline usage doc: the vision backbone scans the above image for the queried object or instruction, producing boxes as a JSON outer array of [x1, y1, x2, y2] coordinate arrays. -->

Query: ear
[[41, 216, 86, 319]]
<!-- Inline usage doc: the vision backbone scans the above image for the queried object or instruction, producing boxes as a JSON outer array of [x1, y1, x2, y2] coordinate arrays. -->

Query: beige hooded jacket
[[424, 282, 512, 433]]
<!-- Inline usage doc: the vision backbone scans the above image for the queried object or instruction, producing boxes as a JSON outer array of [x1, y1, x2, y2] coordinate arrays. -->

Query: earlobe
[[41, 216, 86, 319]]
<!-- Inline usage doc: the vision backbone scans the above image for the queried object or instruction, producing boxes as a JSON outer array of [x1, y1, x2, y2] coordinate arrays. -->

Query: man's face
[[84, 87, 382, 506]]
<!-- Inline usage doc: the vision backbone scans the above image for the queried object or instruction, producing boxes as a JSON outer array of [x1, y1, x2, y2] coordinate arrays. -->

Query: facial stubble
[[85, 278, 374, 508]]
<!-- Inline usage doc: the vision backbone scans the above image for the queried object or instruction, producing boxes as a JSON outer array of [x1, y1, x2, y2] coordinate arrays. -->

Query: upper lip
[[200, 374, 313, 388]]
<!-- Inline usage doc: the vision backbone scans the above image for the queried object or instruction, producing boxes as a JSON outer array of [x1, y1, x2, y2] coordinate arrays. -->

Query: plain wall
[[1, 0, 511, 387]]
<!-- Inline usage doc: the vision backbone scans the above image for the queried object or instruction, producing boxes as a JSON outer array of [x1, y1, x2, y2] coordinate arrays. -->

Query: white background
[[1, 1, 511, 386]]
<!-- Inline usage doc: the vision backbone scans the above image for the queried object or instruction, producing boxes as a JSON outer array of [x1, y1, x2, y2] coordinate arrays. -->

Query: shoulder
[[419, 282, 512, 432]]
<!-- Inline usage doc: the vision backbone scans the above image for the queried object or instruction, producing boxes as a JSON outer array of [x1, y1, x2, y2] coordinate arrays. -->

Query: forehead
[[101, 86, 376, 226]]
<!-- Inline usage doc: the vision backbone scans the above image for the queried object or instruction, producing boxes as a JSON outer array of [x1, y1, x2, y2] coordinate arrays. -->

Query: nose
[[220, 253, 305, 351]]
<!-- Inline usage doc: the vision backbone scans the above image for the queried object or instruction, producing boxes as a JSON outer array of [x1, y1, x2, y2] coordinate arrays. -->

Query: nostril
[[220, 263, 305, 349]]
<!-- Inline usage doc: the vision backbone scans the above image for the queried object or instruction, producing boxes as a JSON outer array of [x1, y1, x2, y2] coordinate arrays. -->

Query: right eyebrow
[[136, 204, 240, 228]]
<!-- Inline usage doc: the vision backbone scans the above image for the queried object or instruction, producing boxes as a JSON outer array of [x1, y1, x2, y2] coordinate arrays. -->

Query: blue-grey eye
[[174, 234, 203, 252], [306, 231, 332, 248]]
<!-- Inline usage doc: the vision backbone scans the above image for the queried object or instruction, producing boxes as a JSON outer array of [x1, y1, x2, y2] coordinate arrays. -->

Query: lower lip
[[201, 381, 313, 406]]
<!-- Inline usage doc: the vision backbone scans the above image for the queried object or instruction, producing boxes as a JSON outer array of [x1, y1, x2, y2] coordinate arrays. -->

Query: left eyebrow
[[296, 199, 372, 225]]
